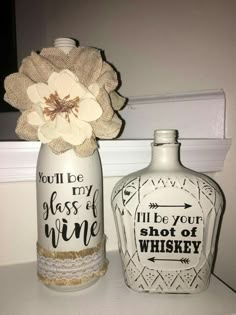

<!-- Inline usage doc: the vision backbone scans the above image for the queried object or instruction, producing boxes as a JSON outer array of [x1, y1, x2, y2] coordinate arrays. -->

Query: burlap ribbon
[[4, 46, 126, 157], [37, 238, 108, 287]]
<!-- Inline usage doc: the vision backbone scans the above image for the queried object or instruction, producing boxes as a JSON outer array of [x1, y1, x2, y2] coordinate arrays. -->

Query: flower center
[[43, 91, 80, 122]]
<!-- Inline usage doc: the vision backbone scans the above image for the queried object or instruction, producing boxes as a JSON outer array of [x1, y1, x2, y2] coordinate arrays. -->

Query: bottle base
[[125, 279, 209, 294], [44, 278, 98, 292]]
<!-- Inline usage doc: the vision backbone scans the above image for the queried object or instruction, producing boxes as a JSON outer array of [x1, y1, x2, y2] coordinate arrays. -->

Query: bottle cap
[[154, 129, 178, 144]]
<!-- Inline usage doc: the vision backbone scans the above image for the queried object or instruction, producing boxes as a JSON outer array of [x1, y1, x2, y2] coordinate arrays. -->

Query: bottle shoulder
[[114, 165, 217, 185], [112, 165, 223, 203]]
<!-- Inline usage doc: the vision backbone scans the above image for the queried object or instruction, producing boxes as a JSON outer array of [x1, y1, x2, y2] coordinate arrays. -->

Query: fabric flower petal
[[62, 119, 92, 145], [48, 137, 73, 154], [69, 80, 88, 100], [15, 110, 39, 141], [73, 48, 103, 86], [97, 62, 118, 92], [78, 99, 102, 122], [36, 82, 53, 100], [4, 73, 34, 111], [20, 52, 57, 83], [96, 88, 114, 121], [40, 48, 70, 70], [27, 84, 42, 104], [74, 137, 98, 157], [110, 91, 127, 110], [88, 83, 100, 97], [38, 128, 52, 143], [70, 115, 93, 139], [91, 113, 122, 139], [38, 122, 61, 143], [53, 115, 71, 134], [27, 110, 45, 126], [53, 70, 78, 99], [47, 72, 60, 91]]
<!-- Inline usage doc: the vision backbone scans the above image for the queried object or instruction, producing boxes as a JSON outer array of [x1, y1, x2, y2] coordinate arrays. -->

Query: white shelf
[[99, 138, 231, 176], [0, 89, 231, 181], [0, 251, 235, 315], [0, 138, 231, 182]]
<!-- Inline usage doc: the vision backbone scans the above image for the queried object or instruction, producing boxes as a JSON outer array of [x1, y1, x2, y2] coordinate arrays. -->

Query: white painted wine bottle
[[36, 38, 107, 291]]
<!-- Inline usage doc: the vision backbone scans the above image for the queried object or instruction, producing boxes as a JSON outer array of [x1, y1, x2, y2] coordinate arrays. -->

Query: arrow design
[[148, 257, 190, 264], [149, 203, 192, 209]]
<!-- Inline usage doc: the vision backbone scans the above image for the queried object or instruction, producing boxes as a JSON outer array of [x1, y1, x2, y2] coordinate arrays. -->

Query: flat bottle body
[[112, 165, 223, 293]]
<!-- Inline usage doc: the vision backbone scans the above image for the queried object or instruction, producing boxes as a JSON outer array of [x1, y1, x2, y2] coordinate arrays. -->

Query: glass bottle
[[36, 38, 107, 291], [111, 129, 224, 293]]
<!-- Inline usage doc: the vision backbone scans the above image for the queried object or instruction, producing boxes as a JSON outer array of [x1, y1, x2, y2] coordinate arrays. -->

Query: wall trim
[[0, 90, 230, 182], [120, 90, 226, 139], [0, 139, 231, 182]]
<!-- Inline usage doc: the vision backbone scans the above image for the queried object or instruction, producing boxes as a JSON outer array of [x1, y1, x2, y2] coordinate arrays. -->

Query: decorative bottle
[[111, 129, 224, 293], [36, 38, 107, 291], [4, 34, 126, 290]]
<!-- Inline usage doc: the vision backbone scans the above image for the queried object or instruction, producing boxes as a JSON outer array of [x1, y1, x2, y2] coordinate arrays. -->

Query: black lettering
[[172, 215, 179, 226], [140, 228, 148, 236], [166, 240, 173, 253], [149, 226, 159, 236], [44, 218, 61, 249], [192, 241, 201, 253], [139, 240, 149, 252], [150, 240, 159, 252], [183, 241, 192, 253], [174, 240, 183, 253]]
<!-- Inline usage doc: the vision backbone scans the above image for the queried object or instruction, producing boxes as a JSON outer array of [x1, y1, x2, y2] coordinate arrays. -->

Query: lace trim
[[37, 237, 108, 286]]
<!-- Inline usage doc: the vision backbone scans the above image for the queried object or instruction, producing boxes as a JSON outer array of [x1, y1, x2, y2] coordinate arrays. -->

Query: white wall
[[9, 0, 236, 290]]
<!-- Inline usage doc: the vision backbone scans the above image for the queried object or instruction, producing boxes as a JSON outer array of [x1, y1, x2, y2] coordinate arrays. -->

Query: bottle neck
[[54, 38, 76, 54], [149, 143, 182, 170]]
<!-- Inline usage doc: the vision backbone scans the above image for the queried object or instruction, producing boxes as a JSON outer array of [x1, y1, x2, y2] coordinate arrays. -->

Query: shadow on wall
[[0, 112, 20, 140], [0, 0, 18, 113]]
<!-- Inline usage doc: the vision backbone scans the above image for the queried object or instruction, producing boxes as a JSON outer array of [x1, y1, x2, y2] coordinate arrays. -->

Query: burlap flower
[[4, 46, 126, 157]]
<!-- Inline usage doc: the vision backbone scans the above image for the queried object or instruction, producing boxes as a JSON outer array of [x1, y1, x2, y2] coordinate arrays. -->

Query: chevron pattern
[[112, 173, 223, 293]]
